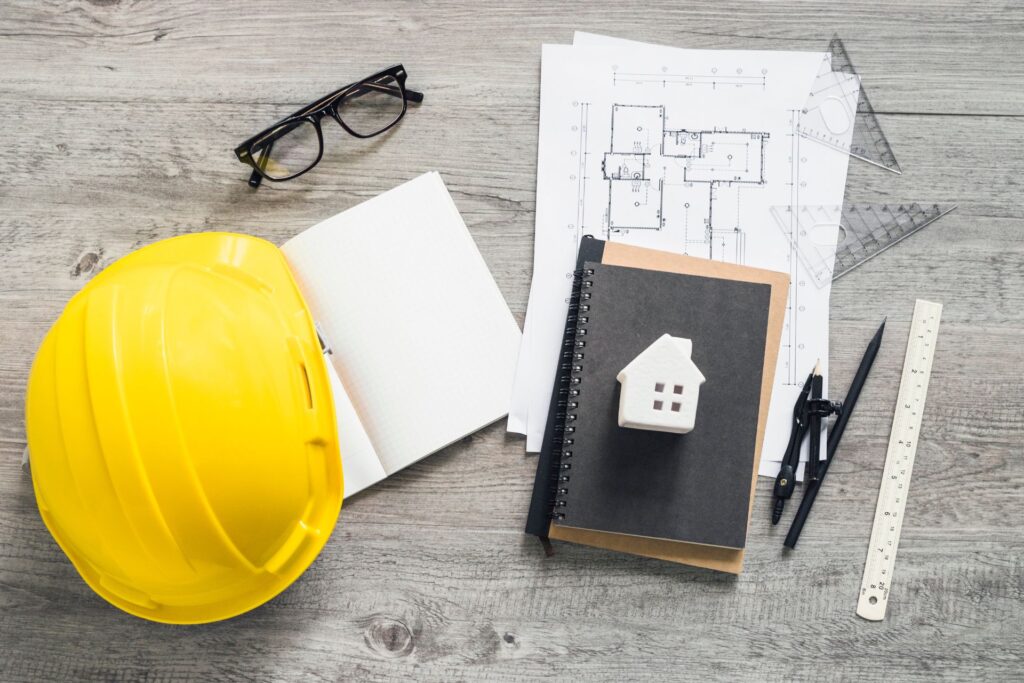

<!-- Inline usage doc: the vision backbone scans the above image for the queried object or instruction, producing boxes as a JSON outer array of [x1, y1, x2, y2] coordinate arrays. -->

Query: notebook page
[[322, 355, 387, 497], [282, 172, 521, 474]]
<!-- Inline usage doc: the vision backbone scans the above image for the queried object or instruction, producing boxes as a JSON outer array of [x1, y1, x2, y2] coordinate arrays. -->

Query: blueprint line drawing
[[579, 101, 810, 385], [613, 71, 767, 90], [599, 104, 769, 263], [572, 102, 591, 245], [780, 108, 804, 386]]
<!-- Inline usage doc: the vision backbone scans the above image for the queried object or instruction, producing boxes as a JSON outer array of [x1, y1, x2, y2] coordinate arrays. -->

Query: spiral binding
[[549, 267, 594, 521]]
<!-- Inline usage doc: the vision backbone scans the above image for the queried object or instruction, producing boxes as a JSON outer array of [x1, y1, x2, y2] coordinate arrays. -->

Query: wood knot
[[71, 250, 102, 278], [363, 617, 414, 658]]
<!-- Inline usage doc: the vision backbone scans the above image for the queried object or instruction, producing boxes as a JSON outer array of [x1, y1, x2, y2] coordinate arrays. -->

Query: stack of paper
[[508, 33, 859, 478]]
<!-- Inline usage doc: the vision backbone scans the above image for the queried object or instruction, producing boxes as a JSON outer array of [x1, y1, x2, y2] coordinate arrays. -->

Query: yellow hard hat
[[25, 232, 343, 624]]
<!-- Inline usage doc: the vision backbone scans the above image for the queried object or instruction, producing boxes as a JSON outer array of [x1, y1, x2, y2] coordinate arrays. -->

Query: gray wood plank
[[1, 0, 1022, 114], [1, 0, 1022, 681]]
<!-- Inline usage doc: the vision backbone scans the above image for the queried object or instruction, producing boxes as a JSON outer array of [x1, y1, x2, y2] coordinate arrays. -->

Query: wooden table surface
[[1, 1, 1021, 680]]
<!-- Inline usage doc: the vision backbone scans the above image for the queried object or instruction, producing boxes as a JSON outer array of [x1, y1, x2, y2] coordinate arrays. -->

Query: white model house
[[616, 334, 706, 434]]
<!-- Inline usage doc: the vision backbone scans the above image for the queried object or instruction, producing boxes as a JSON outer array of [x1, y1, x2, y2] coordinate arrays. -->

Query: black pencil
[[784, 318, 886, 549], [807, 360, 823, 483]]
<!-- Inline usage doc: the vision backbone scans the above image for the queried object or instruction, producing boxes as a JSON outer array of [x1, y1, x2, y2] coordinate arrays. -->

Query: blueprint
[[601, 103, 769, 261], [508, 36, 858, 477]]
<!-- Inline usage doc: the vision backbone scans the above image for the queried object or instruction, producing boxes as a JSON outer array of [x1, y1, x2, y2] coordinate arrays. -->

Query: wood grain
[[1, 0, 1022, 680]]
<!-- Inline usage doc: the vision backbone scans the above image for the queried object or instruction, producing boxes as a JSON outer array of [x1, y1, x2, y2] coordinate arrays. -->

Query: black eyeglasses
[[235, 64, 423, 188]]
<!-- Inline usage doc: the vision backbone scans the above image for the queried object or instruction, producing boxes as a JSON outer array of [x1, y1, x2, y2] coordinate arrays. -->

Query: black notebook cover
[[525, 236, 606, 539], [547, 260, 770, 549]]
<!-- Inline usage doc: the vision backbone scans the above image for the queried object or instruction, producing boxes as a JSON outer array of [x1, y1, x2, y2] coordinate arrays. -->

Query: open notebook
[[281, 172, 521, 497]]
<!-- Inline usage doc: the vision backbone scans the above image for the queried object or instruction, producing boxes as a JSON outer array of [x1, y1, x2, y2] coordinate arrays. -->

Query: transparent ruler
[[770, 203, 958, 289], [797, 35, 902, 175], [857, 299, 942, 620]]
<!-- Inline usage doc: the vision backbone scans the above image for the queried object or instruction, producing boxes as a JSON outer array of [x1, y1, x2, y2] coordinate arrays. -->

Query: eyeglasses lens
[[251, 119, 321, 180], [336, 74, 406, 136]]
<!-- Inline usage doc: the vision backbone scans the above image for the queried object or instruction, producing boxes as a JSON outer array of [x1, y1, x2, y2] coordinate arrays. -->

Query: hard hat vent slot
[[299, 363, 313, 409]]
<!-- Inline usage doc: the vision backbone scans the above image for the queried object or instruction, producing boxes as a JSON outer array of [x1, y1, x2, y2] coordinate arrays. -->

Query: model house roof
[[617, 334, 706, 384]]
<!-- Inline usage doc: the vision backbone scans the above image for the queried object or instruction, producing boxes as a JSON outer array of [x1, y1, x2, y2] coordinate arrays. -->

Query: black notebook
[[527, 241, 771, 550]]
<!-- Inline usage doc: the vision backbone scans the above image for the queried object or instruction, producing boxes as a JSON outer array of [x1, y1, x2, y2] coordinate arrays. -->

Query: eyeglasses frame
[[234, 64, 424, 188]]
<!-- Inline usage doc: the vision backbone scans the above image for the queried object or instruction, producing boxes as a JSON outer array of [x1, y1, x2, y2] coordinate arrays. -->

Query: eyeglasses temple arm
[[345, 82, 424, 104], [248, 139, 273, 189]]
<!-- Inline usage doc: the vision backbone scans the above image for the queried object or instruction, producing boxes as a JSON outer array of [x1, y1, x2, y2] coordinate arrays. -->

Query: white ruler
[[857, 299, 942, 621]]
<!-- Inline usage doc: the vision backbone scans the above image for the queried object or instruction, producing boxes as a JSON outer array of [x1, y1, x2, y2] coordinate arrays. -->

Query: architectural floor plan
[[602, 104, 769, 262]]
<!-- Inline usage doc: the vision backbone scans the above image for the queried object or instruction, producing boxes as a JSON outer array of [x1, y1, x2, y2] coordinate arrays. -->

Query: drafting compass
[[771, 361, 842, 524]]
